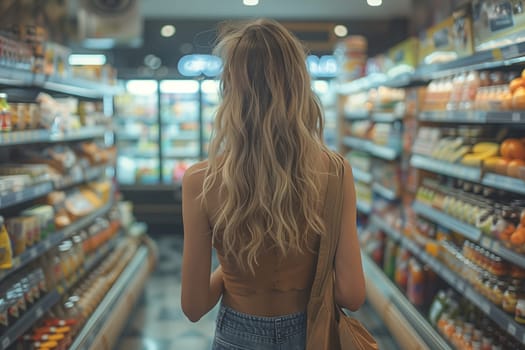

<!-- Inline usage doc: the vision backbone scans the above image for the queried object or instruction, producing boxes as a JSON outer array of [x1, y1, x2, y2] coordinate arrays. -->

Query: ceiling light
[[161, 25, 176, 37], [243, 0, 259, 6], [68, 54, 106, 66], [334, 25, 348, 37], [367, 0, 382, 6]]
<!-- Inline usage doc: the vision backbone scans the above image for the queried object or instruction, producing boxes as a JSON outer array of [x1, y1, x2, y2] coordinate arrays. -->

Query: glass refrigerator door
[[160, 80, 201, 184], [201, 80, 220, 157], [312, 79, 337, 150], [115, 80, 160, 185]]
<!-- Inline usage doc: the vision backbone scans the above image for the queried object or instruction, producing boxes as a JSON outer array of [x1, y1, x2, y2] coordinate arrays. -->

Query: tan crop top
[[214, 233, 320, 316]]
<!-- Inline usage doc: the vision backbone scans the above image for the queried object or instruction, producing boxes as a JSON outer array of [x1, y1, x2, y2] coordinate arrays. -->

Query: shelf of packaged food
[[410, 154, 481, 182], [372, 112, 402, 123], [54, 165, 107, 190], [352, 168, 373, 184], [115, 117, 158, 125], [372, 182, 399, 201], [69, 246, 151, 350], [370, 215, 403, 242], [343, 136, 400, 160], [0, 290, 61, 350], [0, 126, 107, 146], [0, 181, 54, 210], [165, 133, 199, 141], [0, 166, 108, 210], [344, 110, 369, 121], [481, 173, 525, 195], [337, 72, 417, 95], [161, 116, 199, 123], [0, 199, 114, 281], [416, 41, 525, 80], [412, 155, 525, 195], [400, 238, 525, 345], [0, 65, 121, 98], [163, 151, 200, 159], [479, 236, 525, 271], [356, 200, 372, 215], [83, 234, 121, 273], [118, 149, 159, 158], [362, 253, 452, 350], [412, 201, 482, 241], [419, 111, 525, 124], [0, 233, 122, 350]]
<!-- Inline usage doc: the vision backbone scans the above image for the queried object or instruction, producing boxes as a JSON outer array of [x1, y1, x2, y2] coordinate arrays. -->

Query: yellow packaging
[[387, 37, 419, 70], [0, 216, 13, 269]]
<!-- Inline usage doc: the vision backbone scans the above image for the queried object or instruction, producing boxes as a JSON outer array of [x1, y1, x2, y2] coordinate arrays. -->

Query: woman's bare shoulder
[[182, 160, 209, 193]]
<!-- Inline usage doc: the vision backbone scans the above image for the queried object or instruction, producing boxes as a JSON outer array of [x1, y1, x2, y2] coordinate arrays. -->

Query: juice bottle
[[0, 93, 11, 132], [0, 216, 13, 269]]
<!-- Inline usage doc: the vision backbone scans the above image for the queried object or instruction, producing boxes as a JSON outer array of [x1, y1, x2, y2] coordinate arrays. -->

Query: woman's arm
[[334, 159, 366, 311], [181, 161, 224, 322]]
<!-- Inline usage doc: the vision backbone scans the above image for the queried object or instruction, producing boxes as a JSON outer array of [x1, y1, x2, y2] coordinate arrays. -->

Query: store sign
[[307, 55, 338, 78], [178, 54, 222, 77]]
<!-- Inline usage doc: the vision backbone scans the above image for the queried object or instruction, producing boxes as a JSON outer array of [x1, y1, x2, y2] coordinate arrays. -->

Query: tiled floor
[[115, 235, 400, 350]]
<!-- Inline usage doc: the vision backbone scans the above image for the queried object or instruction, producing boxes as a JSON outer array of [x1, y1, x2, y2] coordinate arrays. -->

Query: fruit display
[[412, 126, 525, 179]]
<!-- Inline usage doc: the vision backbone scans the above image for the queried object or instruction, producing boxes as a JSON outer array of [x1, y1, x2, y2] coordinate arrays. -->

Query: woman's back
[[203, 152, 331, 316]]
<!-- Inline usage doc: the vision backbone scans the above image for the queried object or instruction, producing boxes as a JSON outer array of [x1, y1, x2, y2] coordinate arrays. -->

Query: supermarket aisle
[[115, 235, 400, 350]]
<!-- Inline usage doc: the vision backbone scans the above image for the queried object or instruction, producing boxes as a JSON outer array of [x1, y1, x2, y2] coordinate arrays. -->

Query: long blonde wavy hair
[[203, 19, 339, 273]]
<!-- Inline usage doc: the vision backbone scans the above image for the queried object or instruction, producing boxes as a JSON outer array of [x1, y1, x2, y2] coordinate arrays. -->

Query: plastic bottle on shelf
[[447, 73, 467, 111], [460, 71, 480, 110], [0, 93, 11, 132], [0, 216, 13, 269]]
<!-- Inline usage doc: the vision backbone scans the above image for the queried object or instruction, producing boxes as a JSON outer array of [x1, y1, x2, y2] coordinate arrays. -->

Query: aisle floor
[[116, 235, 400, 350]]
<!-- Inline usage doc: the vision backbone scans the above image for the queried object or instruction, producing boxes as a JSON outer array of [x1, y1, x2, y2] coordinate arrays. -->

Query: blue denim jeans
[[212, 304, 307, 350]]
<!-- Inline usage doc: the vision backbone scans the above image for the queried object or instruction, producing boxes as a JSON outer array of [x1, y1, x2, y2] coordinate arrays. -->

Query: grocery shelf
[[118, 149, 159, 158], [372, 182, 398, 201], [163, 150, 200, 159], [0, 199, 114, 281], [412, 201, 482, 241], [69, 246, 150, 350], [415, 42, 525, 80], [0, 166, 107, 210], [0, 181, 53, 209], [372, 112, 402, 123], [83, 234, 120, 273], [410, 154, 481, 182], [337, 72, 418, 95], [481, 173, 525, 195], [370, 215, 403, 242], [419, 111, 525, 124], [401, 239, 525, 345], [0, 290, 61, 350], [344, 110, 369, 121], [352, 167, 373, 184], [0, 126, 107, 146], [343, 136, 400, 160], [362, 253, 452, 350], [412, 202, 525, 270], [357, 200, 372, 214], [479, 236, 525, 271], [0, 65, 121, 98]]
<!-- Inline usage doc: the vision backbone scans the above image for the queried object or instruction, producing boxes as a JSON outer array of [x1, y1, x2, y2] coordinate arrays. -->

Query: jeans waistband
[[218, 304, 307, 337]]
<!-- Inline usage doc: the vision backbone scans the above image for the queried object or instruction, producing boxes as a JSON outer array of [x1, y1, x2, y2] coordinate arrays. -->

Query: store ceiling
[[68, 0, 412, 20]]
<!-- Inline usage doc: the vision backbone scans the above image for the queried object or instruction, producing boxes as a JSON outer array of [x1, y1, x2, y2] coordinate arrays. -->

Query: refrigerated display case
[[114, 80, 160, 185], [312, 79, 338, 150], [159, 80, 201, 184], [201, 79, 220, 157]]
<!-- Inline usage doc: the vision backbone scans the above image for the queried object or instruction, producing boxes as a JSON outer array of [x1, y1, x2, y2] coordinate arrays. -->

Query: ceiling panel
[[70, 0, 411, 20]]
